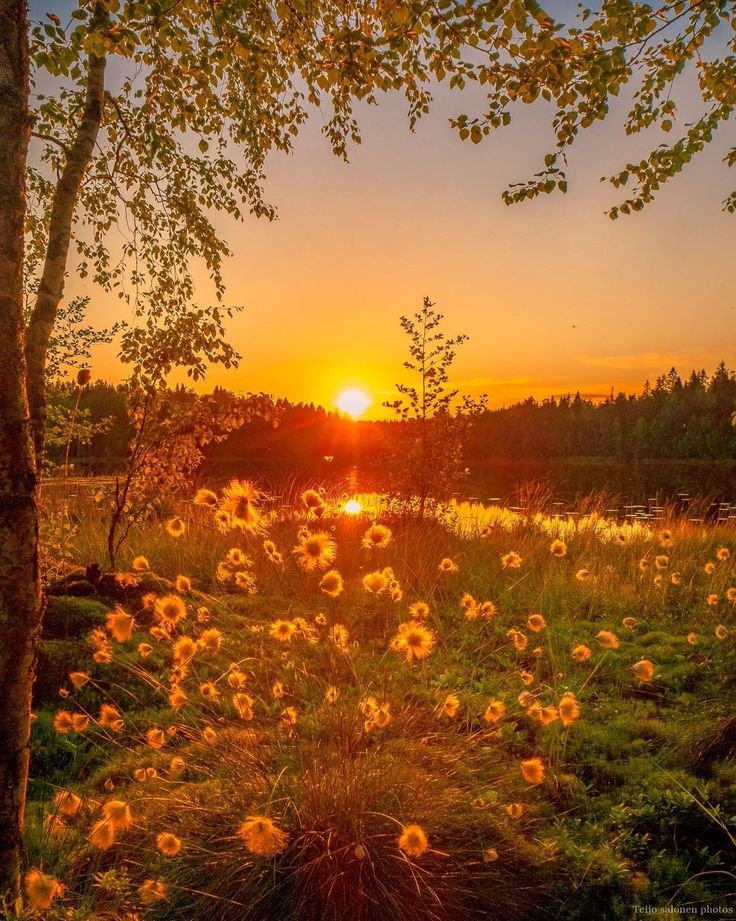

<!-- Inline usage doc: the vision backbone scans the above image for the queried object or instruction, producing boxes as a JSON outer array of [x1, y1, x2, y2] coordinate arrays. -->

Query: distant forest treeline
[[48, 363, 736, 474]]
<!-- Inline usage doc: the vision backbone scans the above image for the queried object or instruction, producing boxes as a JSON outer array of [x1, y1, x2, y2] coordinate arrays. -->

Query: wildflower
[[632, 659, 655, 682], [91, 627, 113, 664], [558, 692, 581, 726], [398, 824, 428, 858], [271, 681, 285, 699], [319, 569, 344, 597], [173, 636, 197, 666], [270, 619, 296, 642], [391, 621, 436, 662], [302, 489, 325, 515], [716, 546, 730, 561], [155, 594, 187, 627], [704, 562, 716, 576], [214, 509, 231, 531], [659, 529, 673, 548], [439, 557, 459, 573], [238, 815, 289, 856], [501, 551, 522, 569], [293, 531, 337, 572], [596, 630, 619, 650], [362, 523, 392, 550], [507, 628, 528, 650], [166, 517, 185, 538], [176, 575, 191, 592], [193, 629, 221, 659], [484, 848, 499, 862], [72, 713, 89, 732], [194, 488, 218, 507], [138, 642, 153, 657], [69, 671, 91, 689], [550, 539, 567, 557], [325, 685, 339, 704], [671, 572, 682, 585], [54, 790, 82, 816], [106, 607, 134, 643], [520, 671, 535, 686], [25, 869, 64, 910], [538, 705, 560, 726], [639, 558, 650, 573], [728, 587, 736, 603], [89, 818, 115, 850], [715, 624, 728, 640], [227, 668, 247, 689], [101, 799, 132, 830], [484, 699, 506, 723], [571, 643, 591, 662], [330, 624, 350, 648], [707, 593, 719, 606], [505, 803, 525, 819], [281, 706, 298, 726], [156, 832, 182, 857], [409, 601, 430, 619], [221, 479, 262, 532], [53, 711, 73, 733], [233, 693, 254, 720], [479, 601, 497, 619], [362, 697, 391, 731], [654, 555, 669, 570], [363, 570, 388, 594], [132, 555, 150, 571], [99, 703, 123, 731], [527, 613, 546, 633], [202, 726, 217, 745], [232, 570, 255, 593], [622, 617, 638, 630], [460, 592, 478, 620], [170, 756, 186, 777], [520, 757, 545, 785], [576, 569, 591, 581], [147, 728, 166, 750], [687, 632, 698, 646], [168, 686, 188, 710], [139, 879, 167, 904], [438, 693, 461, 718]]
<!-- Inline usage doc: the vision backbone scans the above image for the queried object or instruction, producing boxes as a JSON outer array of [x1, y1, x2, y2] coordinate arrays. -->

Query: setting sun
[[336, 389, 371, 418]]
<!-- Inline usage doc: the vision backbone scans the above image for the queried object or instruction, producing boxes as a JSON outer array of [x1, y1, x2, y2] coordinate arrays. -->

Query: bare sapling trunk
[[0, 0, 39, 907], [25, 17, 107, 461]]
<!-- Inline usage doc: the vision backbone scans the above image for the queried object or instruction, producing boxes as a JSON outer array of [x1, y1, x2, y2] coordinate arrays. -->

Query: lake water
[[209, 457, 736, 517]]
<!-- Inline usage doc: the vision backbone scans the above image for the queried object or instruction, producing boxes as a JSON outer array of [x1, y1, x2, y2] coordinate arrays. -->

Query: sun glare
[[343, 499, 363, 515], [336, 389, 370, 418]]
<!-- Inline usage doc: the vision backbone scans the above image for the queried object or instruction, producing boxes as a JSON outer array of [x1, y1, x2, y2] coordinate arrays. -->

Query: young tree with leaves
[[385, 297, 486, 516]]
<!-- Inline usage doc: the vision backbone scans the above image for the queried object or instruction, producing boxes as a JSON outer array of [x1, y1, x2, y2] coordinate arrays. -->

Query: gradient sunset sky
[[59, 42, 735, 417]]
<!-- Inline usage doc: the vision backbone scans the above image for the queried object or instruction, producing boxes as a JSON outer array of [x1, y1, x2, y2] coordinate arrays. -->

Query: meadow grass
[[23, 482, 736, 920]]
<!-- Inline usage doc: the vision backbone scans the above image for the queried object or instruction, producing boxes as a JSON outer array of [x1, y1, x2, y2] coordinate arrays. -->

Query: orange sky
[[72, 74, 735, 419]]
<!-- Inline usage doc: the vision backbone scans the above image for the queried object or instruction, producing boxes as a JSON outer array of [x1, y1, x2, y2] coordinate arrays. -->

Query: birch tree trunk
[[0, 2, 106, 904], [0, 0, 39, 907]]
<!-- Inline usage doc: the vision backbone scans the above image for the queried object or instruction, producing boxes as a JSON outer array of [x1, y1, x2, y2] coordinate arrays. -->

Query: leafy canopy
[[27, 1, 736, 382]]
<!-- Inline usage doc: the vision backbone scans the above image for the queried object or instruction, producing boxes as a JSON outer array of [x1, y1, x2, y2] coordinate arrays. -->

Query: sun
[[336, 389, 371, 418]]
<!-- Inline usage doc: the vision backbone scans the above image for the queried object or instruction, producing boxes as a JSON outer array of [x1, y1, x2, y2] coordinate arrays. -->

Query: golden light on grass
[[343, 498, 362, 515], [336, 388, 370, 417]]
